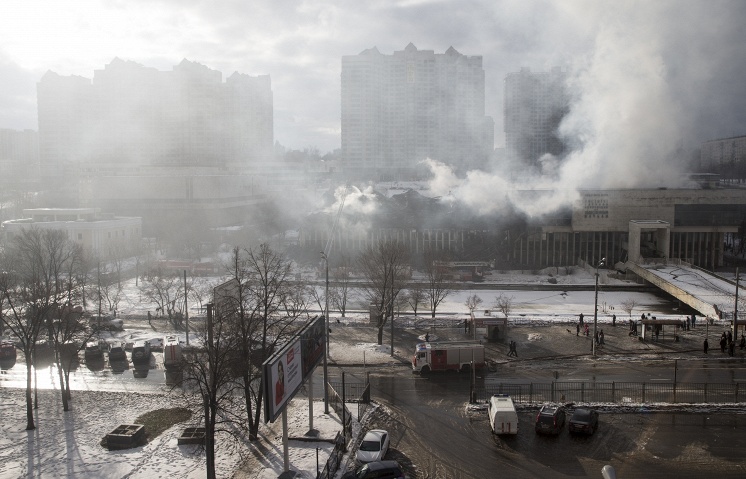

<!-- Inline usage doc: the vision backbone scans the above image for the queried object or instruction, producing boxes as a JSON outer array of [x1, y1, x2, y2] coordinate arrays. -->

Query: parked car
[[535, 404, 566, 435], [569, 407, 599, 435], [356, 429, 390, 464], [107, 342, 127, 361], [345, 460, 405, 479], [84, 341, 104, 361], [131, 341, 151, 364], [147, 337, 164, 351]]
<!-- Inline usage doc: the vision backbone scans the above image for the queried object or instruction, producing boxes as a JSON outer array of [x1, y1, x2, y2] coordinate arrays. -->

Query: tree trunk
[[55, 351, 70, 411], [250, 375, 264, 441], [25, 359, 35, 430], [242, 371, 258, 441], [377, 326, 384, 345], [204, 397, 216, 479]]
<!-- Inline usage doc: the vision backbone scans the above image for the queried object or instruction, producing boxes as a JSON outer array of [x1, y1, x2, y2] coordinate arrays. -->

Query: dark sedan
[[568, 407, 599, 435]]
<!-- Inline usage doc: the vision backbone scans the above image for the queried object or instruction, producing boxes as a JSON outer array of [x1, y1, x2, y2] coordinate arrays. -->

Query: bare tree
[[406, 283, 426, 316], [465, 294, 483, 314], [358, 240, 409, 345], [139, 265, 185, 329], [180, 303, 243, 479], [49, 241, 95, 411], [330, 255, 353, 317], [0, 228, 76, 429], [620, 298, 638, 317], [494, 293, 514, 319], [423, 249, 452, 318], [220, 244, 306, 441]]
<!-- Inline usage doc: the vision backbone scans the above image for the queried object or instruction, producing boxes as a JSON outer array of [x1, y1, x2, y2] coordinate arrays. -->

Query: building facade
[[504, 67, 569, 170], [300, 185, 746, 272], [341, 44, 494, 180], [37, 58, 273, 180], [2, 208, 142, 256], [700, 135, 746, 182], [0, 128, 39, 191]]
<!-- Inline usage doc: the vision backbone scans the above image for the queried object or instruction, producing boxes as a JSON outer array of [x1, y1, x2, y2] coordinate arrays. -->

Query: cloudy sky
[[1, 0, 746, 162]]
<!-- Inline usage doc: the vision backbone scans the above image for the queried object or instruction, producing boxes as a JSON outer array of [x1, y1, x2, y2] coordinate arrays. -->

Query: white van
[[488, 394, 519, 435]]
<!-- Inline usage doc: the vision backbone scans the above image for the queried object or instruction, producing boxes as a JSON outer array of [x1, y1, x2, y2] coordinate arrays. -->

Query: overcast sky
[[2, 0, 746, 157]]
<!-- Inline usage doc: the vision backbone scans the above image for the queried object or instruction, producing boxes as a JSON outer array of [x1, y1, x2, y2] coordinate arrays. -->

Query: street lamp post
[[320, 251, 330, 414], [593, 257, 606, 357]]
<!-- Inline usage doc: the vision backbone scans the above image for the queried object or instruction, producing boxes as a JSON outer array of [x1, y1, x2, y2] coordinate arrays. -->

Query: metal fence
[[319, 376, 373, 479], [479, 381, 746, 404], [317, 432, 346, 479]]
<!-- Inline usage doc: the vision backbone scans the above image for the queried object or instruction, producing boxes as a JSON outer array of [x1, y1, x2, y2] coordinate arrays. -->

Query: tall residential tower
[[341, 43, 494, 180], [504, 67, 569, 170]]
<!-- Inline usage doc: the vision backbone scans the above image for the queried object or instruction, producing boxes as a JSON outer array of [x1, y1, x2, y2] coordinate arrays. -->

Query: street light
[[593, 257, 606, 357], [320, 251, 330, 414]]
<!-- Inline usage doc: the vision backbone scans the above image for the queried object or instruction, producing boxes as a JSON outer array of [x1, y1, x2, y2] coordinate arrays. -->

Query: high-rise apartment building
[[37, 58, 273, 180], [504, 67, 569, 170], [700, 135, 746, 181], [341, 43, 494, 179], [35, 59, 273, 239]]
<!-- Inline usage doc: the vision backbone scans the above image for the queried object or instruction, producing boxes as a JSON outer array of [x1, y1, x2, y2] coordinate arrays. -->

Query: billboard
[[263, 315, 326, 423]]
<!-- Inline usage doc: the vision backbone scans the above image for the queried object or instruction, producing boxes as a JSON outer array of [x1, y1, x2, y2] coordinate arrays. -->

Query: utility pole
[[734, 268, 740, 342], [320, 251, 329, 414], [184, 270, 189, 346], [593, 258, 606, 357]]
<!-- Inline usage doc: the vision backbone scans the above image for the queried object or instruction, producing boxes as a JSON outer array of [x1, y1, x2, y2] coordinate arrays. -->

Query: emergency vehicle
[[412, 341, 485, 373]]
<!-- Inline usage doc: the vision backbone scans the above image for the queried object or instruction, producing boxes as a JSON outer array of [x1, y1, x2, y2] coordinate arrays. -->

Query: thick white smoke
[[426, 1, 738, 218]]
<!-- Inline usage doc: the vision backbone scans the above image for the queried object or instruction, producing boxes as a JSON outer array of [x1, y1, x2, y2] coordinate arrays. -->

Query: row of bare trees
[[0, 229, 97, 429]]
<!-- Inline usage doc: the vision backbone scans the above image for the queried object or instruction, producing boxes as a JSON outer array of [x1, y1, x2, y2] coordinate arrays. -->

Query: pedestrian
[[740, 335, 745, 350], [729, 340, 735, 357], [584, 323, 589, 337], [599, 330, 605, 345], [655, 326, 659, 342], [720, 333, 727, 353], [727, 330, 733, 344], [579, 313, 584, 326], [576, 322, 580, 336], [425, 332, 430, 342], [686, 316, 690, 331], [512, 341, 518, 357], [612, 314, 616, 327], [691, 314, 696, 329], [704, 338, 709, 354]]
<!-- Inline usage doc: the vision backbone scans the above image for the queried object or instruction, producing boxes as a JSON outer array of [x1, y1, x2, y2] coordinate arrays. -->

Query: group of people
[[703, 330, 746, 355], [507, 340, 518, 357]]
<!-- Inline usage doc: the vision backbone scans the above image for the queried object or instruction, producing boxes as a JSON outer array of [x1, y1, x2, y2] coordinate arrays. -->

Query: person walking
[[612, 314, 616, 327], [576, 322, 580, 336], [720, 333, 727, 353], [584, 323, 589, 337], [579, 313, 584, 326], [599, 329, 605, 345], [704, 338, 709, 354], [507, 340, 517, 357]]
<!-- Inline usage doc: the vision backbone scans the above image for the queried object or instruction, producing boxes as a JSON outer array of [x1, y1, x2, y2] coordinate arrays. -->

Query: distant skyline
[[2, 0, 746, 156]]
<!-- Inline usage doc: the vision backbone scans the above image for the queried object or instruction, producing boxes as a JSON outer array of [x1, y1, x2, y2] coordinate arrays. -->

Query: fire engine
[[412, 341, 485, 373]]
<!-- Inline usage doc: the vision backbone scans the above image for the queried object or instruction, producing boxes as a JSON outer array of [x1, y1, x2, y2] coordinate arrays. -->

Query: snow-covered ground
[[0, 268, 716, 479]]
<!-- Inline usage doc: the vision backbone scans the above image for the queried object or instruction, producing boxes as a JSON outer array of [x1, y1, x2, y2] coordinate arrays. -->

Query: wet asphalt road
[[360, 372, 746, 479]]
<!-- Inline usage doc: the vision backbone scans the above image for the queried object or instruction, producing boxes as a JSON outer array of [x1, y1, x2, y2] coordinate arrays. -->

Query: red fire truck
[[412, 341, 485, 373]]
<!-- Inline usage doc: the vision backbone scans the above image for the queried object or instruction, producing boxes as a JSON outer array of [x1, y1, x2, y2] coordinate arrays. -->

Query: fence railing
[[318, 376, 372, 479], [317, 432, 346, 479], [479, 381, 746, 404]]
